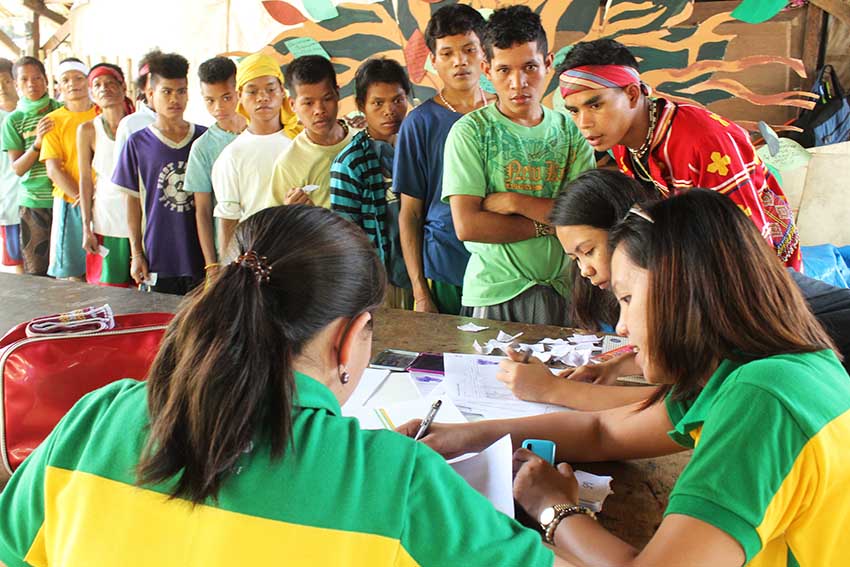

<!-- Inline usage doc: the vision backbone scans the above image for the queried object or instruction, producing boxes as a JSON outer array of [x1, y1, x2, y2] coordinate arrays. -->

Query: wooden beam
[[801, 3, 826, 88], [0, 28, 21, 57], [22, 0, 67, 27], [810, 0, 850, 29], [41, 19, 70, 54]]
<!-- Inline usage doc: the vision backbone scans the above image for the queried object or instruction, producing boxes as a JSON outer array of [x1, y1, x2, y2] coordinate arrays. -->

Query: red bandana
[[559, 65, 641, 98]]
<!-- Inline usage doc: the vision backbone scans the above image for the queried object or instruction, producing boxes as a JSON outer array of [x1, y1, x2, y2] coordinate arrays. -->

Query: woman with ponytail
[[0, 205, 557, 566]]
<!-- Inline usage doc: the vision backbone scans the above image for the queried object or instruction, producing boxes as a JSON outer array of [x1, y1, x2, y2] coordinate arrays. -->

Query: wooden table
[[0, 274, 689, 547]]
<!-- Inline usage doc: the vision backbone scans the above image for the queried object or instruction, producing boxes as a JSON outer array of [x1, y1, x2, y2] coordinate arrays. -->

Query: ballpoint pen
[[413, 399, 442, 441]]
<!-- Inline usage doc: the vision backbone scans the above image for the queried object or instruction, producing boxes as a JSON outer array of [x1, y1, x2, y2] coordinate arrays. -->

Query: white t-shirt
[[0, 109, 23, 225], [211, 129, 291, 221], [91, 116, 129, 238], [113, 103, 155, 172]]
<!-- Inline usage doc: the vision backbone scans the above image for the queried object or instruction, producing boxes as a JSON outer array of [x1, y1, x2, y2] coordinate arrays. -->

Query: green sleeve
[[1, 113, 25, 152], [400, 444, 553, 567], [0, 415, 55, 566], [665, 382, 810, 563], [441, 118, 487, 203]]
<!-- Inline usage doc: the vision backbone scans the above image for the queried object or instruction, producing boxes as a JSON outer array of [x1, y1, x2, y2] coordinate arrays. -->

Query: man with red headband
[[558, 39, 801, 270], [78, 63, 135, 287]]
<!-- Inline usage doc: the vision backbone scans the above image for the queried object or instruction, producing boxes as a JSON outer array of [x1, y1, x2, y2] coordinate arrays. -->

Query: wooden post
[[30, 11, 40, 58], [0, 29, 20, 57], [802, 3, 827, 89]]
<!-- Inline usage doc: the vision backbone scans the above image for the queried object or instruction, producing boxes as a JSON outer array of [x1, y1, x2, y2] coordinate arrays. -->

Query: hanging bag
[[787, 65, 850, 148]]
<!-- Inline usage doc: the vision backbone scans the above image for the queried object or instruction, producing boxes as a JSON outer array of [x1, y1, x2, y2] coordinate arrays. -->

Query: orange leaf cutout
[[263, 1, 307, 25], [403, 29, 429, 83]]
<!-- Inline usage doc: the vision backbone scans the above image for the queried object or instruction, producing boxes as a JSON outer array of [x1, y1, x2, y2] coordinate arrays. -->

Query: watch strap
[[543, 504, 596, 544]]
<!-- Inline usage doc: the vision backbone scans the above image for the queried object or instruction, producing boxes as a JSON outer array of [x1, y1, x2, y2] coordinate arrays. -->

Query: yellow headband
[[235, 52, 301, 139]]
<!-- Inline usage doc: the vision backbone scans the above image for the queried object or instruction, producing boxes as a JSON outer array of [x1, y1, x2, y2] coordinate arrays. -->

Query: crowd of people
[[0, 3, 849, 566]]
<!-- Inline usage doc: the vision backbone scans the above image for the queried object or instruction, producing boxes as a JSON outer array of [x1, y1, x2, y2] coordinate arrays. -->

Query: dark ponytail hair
[[550, 169, 654, 330], [138, 205, 386, 503]]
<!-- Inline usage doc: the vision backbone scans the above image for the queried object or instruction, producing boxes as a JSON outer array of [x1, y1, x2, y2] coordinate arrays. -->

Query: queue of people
[[1, 3, 849, 566]]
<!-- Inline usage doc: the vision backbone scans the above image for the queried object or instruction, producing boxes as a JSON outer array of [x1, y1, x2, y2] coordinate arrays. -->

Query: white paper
[[97, 244, 110, 258], [449, 434, 515, 517], [457, 322, 489, 332], [568, 333, 601, 344], [496, 330, 523, 342], [574, 470, 614, 513], [341, 368, 391, 414], [351, 396, 467, 431], [443, 353, 567, 419], [301, 184, 320, 194]]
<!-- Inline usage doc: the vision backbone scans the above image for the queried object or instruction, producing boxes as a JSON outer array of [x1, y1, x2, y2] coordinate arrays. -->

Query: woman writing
[[403, 190, 850, 566], [498, 169, 655, 410], [0, 206, 554, 566]]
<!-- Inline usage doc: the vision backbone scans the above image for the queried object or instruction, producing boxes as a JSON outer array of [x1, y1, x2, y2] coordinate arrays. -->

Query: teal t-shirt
[[442, 104, 595, 307], [184, 123, 239, 194], [0, 97, 63, 208]]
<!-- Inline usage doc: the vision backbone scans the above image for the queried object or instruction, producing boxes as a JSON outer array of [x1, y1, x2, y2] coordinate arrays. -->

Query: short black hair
[[148, 52, 190, 86], [284, 55, 337, 95], [558, 39, 639, 73], [89, 62, 125, 80], [135, 49, 162, 102], [482, 5, 547, 61], [12, 56, 46, 80], [0, 58, 13, 76], [354, 58, 410, 107], [198, 56, 236, 85], [424, 4, 486, 54]]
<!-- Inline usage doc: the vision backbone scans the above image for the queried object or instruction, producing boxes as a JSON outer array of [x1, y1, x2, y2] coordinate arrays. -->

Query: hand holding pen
[[413, 399, 442, 441]]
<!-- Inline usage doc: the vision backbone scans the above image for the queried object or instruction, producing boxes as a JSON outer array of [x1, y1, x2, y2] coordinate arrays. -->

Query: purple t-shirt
[[112, 124, 206, 278]]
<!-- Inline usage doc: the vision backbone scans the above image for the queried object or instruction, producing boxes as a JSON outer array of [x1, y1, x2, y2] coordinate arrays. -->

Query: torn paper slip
[[496, 330, 523, 342], [575, 470, 614, 513], [457, 322, 490, 332]]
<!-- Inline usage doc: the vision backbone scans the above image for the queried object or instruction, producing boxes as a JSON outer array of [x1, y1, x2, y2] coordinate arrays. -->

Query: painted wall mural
[[226, 0, 816, 126]]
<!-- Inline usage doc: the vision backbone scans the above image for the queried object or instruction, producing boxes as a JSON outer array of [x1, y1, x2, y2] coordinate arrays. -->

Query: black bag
[[787, 65, 850, 148]]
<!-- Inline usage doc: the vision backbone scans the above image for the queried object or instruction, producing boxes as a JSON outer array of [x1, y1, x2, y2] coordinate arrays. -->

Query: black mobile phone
[[407, 352, 445, 375], [371, 349, 419, 371]]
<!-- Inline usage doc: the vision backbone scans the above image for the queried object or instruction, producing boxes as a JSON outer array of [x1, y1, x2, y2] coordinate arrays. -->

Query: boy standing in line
[[558, 39, 801, 269], [113, 50, 160, 163], [330, 58, 412, 309], [270, 55, 353, 209], [211, 52, 301, 253], [442, 6, 595, 325], [184, 56, 245, 277], [78, 63, 134, 286], [113, 52, 206, 295], [41, 58, 97, 280], [1, 57, 60, 276], [393, 4, 491, 315], [0, 58, 24, 274]]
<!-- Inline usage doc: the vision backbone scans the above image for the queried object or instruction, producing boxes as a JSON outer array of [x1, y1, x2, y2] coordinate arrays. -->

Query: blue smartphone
[[522, 439, 556, 465]]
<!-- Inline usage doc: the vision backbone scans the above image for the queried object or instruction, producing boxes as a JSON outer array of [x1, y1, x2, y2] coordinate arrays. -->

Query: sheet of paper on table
[[343, 391, 467, 431], [449, 434, 515, 518], [442, 353, 569, 419]]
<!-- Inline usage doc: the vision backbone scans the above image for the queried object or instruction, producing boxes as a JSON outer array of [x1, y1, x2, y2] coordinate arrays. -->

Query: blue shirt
[[393, 99, 469, 287]]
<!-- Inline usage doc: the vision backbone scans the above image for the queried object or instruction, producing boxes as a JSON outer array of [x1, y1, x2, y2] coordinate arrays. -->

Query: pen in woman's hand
[[413, 399, 442, 440]]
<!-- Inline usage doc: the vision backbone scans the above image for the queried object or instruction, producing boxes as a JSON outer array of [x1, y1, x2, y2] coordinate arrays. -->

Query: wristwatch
[[539, 504, 596, 544]]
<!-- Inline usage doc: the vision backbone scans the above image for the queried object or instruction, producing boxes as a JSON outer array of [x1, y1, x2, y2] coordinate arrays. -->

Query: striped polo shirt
[[330, 129, 390, 263], [0, 373, 552, 567], [664, 350, 850, 566], [0, 97, 63, 208]]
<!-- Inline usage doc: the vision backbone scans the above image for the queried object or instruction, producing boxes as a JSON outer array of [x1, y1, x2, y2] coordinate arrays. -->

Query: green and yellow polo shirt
[[0, 374, 552, 567], [664, 350, 850, 566]]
